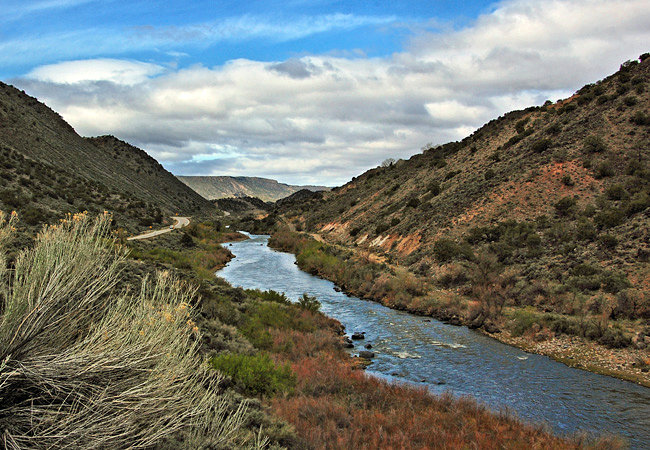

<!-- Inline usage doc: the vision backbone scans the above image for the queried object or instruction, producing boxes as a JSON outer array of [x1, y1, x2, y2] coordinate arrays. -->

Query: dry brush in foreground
[[0, 211, 246, 449]]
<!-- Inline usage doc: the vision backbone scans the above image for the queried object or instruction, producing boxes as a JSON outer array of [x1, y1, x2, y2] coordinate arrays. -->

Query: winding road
[[127, 216, 190, 241]]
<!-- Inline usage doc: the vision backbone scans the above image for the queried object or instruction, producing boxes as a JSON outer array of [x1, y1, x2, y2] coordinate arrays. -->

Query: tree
[[381, 158, 396, 168]]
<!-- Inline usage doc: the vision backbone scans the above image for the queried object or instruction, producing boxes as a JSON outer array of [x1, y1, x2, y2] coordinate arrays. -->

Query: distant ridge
[[178, 175, 329, 202]]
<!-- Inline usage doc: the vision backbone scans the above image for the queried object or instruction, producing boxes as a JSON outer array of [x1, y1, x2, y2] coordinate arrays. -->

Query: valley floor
[[127, 220, 621, 448]]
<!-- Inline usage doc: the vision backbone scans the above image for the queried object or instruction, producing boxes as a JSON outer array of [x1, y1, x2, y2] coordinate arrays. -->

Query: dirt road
[[127, 216, 190, 241]]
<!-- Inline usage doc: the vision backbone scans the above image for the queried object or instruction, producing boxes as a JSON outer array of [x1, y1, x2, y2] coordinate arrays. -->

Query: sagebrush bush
[[0, 212, 246, 449]]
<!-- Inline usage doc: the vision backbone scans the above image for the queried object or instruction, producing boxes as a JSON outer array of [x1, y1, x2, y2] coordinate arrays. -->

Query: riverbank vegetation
[[267, 226, 650, 386]]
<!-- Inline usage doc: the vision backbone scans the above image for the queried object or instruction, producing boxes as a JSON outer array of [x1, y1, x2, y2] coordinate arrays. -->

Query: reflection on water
[[217, 233, 650, 448]]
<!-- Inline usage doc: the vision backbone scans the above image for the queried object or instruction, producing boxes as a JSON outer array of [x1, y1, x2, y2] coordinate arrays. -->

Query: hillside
[[252, 55, 650, 382], [0, 82, 214, 231], [213, 196, 272, 218], [178, 175, 329, 202]]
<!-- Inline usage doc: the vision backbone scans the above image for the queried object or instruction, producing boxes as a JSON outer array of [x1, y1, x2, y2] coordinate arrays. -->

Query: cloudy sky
[[4, 0, 649, 186]]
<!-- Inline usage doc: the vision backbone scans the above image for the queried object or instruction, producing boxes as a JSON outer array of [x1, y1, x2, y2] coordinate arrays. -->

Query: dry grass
[[0, 212, 247, 449]]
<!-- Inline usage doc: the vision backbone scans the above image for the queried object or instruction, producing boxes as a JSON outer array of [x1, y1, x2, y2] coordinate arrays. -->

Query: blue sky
[[1, 0, 494, 78], [4, 0, 650, 185]]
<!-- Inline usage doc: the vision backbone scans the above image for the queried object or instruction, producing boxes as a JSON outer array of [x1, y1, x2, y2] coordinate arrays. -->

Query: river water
[[216, 233, 650, 447]]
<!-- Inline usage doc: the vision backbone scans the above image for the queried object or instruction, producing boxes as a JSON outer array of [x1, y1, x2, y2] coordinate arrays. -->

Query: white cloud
[[26, 59, 165, 85], [15, 0, 650, 185]]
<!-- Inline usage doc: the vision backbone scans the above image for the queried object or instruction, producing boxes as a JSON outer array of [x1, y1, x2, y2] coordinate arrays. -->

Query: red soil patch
[[453, 160, 600, 229]]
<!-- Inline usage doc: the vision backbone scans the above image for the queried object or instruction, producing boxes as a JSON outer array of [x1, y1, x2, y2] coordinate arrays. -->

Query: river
[[216, 233, 650, 448]]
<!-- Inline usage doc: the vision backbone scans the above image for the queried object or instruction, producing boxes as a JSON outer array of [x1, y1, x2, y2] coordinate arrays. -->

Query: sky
[[3, 0, 649, 186]]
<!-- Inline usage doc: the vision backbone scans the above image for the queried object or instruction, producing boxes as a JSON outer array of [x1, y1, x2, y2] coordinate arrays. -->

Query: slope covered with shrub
[[0, 82, 214, 232]]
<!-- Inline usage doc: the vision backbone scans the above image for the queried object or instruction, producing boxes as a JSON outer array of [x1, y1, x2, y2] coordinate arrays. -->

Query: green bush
[[375, 223, 389, 234], [594, 207, 624, 228], [561, 174, 575, 186], [554, 196, 577, 216], [583, 135, 607, 153], [575, 220, 597, 241], [531, 138, 552, 153], [245, 289, 291, 305], [600, 271, 630, 294], [210, 352, 295, 396], [428, 181, 441, 196], [595, 161, 615, 179], [605, 184, 627, 200], [433, 239, 472, 262], [298, 293, 321, 312], [406, 197, 421, 208], [510, 309, 541, 337], [598, 328, 632, 348], [21, 205, 50, 225], [484, 169, 496, 180], [630, 111, 650, 125], [598, 234, 618, 250]]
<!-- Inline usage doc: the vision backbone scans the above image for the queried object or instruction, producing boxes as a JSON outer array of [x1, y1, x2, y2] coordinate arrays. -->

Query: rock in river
[[351, 332, 365, 340], [359, 350, 375, 359]]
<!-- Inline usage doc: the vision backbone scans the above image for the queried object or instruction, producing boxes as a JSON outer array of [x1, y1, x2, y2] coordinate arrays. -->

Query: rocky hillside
[[267, 55, 650, 355], [178, 175, 329, 202], [0, 82, 214, 231]]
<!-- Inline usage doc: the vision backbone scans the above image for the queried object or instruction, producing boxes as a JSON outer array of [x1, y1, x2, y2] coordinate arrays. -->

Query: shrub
[[600, 271, 630, 294], [598, 234, 618, 250], [531, 138, 552, 153], [375, 223, 389, 234], [484, 169, 496, 180], [246, 289, 291, 305], [406, 197, 420, 208], [630, 111, 650, 125], [444, 170, 461, 180], [561, 174, 575, 186], [554, 196, 577, 216], [626, 191, 650, 215], [180, 231, 196, 247], [570, 263, 600, 277], [622, 96, 637, 106], [510, 309, 541, 337], [594, 207, 624, 228], [0, 212, 244, 448], [21, 205, 50, 225], [515, 118, 529, 134], [210, 352, 295, 396], [349, 226, 362, 237], [298, 293, 321, 312], [575, 221, 597, 241], [595, 161, 615, 179], [583, 135, 607, 153], [605, 184, 627, 200], [598, 328, 632, 348], [433, 239, 461, 263], [546, 123, 562, 134], [428, 181, 441, 196]]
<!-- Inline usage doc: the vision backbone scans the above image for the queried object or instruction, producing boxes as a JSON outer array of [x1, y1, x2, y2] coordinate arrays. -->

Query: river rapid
[[216, 233, 650, 448]]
